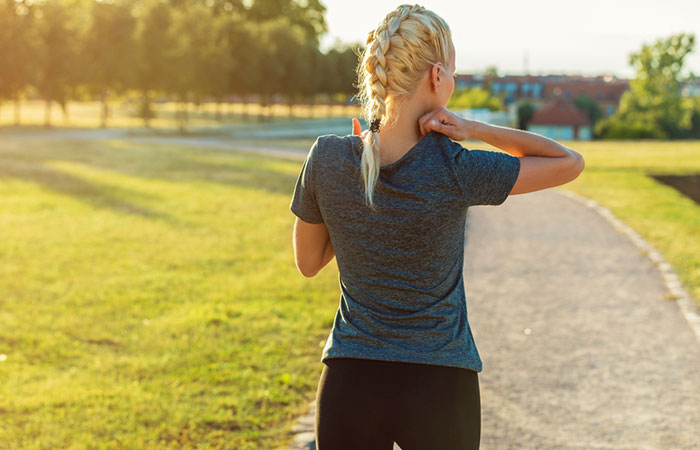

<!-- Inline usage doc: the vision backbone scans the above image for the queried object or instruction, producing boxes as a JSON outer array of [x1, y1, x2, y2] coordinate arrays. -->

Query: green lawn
[[0, 134, 698, 449], [0, 136, 341, 449]]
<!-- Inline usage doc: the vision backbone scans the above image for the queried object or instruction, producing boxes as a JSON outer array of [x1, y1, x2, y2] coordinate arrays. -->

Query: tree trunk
[[100, 90, 110, 128], [178, 94, 187, 134], [309, 95, 316, 119], [258, 95, 265, 123], [60, 101, 69, 124], [142, 90, 151, 128], [183, 98, 189, 126], [215, 99, 222, 122], [44, 99, 52, 128], [14, 97, 21, 125]]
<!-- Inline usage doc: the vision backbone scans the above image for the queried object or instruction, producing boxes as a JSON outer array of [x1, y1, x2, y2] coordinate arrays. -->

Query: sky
[[318, 0, 700, 80]]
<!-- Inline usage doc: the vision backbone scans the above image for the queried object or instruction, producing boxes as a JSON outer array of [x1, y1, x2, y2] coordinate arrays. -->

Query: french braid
[[356, 4, 454, 210]]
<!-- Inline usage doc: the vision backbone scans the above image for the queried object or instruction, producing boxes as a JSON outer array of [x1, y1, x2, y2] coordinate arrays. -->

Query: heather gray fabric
[[289, 130, 521, 371]]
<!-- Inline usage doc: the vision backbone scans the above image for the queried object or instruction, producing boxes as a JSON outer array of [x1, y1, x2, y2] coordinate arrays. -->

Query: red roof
[[530, 98, 591, 126], [544, 80, 629, 102]]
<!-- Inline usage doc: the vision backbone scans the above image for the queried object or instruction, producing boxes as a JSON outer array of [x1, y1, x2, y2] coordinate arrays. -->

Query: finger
[[425, 118, 451, 135], [419, 108, 444, 136], [352, 117, 361, 136], [418, 110, 437, 136]]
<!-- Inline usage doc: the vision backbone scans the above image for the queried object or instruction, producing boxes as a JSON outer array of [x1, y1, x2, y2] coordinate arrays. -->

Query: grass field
[[0, 136, 341, 449], [0, 132, 698, 449]]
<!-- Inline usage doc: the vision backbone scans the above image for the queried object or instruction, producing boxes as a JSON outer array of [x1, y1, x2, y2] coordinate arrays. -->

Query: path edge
[[555, 188, 700, 344]]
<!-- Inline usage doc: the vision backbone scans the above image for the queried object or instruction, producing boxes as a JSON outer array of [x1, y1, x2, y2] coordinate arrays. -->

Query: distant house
[[527, 98, 592, 141], [454, 73, 629, 115]]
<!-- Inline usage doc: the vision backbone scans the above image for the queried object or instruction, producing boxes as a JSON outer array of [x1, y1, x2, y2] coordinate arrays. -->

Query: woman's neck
[[376, 102, 432, 165]]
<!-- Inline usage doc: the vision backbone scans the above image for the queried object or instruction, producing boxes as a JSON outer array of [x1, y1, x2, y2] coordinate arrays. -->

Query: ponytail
[[360, 122, 382, 210]]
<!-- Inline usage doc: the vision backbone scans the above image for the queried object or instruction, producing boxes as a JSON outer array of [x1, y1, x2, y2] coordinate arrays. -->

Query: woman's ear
[[430, 63, 441, 93]]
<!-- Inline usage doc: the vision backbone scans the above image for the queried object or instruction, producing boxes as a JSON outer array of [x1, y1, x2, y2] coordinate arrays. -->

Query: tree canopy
[[596, 33, 700, 139], [0, 0, 361, 127]]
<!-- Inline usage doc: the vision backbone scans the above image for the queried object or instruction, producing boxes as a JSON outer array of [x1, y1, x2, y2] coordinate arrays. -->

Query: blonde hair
[[356, 4, 455, 210]]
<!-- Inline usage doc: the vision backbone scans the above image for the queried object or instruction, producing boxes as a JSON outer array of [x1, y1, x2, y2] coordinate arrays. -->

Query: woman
[[290, 4, 585, 449]]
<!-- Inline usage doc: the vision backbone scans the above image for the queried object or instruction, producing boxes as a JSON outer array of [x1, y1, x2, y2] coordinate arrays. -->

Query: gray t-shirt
[[289, 130, 521, 372]]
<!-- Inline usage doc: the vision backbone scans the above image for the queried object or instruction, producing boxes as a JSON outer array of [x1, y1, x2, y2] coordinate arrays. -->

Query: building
[[453, 73, 630, 139], [454, 73, 629, 117], [527, 97, 593, 141]]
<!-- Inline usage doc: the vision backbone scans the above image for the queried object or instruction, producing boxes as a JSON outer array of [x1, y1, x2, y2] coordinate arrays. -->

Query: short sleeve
[[289, 139, 324, 224], [453, 146, 521, 207]]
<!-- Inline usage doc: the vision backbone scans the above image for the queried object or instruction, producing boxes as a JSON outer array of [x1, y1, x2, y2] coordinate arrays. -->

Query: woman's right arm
[[418, 108, 585, 195], [468, 120, 585, 195]]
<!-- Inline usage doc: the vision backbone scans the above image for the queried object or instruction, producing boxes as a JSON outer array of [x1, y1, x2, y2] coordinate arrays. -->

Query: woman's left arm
[[291, 119, 362, 277], [292, 217, 335, 277]]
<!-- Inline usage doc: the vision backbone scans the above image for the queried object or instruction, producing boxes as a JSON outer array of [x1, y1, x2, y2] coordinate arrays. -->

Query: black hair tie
[[370, 118, 381, 133]]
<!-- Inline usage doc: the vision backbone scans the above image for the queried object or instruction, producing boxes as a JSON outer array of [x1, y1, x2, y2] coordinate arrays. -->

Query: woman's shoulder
[[316, 133, 361, 148], [310, 131, 463, 163], [312, 133, 362, 159], [429, 130, 464, 152], [422, 130, 470, 166]]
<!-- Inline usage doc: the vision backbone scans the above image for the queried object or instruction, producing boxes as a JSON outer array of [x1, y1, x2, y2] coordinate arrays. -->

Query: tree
[[82, 0, 137, 128], [597, 33, 697, 139], [298, 41, 324, 109], [484, 65, 499, 77], [573, 93, 603, 128], [315, 43, 360, 113], [256, 17, 308, 121], [447, 87, 502, 111], [245, 0, 327, 45], [134, 0, 178, 127], [516, 100, 536, 130], [34, 0, 83, 127], [0, 0, 37, 125], [195, 8, 232, 122], [169, 2, 231, 132], [224, 14, 261, 120]]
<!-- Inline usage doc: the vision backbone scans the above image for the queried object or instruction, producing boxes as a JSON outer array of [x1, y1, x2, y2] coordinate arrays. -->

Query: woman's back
[[290, 129, 521, 372]]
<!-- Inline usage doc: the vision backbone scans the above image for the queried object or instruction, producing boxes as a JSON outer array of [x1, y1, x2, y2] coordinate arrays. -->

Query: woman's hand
[[418, 107, 476, 141], [352, 117, 369, 139]]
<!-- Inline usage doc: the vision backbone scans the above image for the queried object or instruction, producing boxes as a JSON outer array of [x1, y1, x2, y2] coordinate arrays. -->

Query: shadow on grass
[[0, 156, 179, 223], [648, 173, 700, 205], [0, 137, 300, 217], [99, 139, 301, 196]]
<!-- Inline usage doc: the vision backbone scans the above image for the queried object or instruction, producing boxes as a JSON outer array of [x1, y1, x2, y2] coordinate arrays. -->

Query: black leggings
[[315, 357, 481, 450]]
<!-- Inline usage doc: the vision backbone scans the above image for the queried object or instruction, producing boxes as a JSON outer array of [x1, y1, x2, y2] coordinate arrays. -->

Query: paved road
[[290, 189, 700, 449], [464, 190, 700, 449]]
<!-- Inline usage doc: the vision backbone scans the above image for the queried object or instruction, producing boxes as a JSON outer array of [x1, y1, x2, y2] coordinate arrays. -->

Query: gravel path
[[290, 189, 700, 450], [463, 189, 700, 449]]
